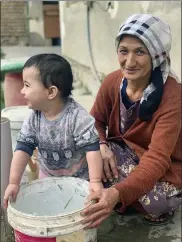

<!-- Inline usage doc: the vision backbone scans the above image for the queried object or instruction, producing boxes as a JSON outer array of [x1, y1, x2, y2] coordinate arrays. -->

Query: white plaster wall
[[59, 1, 181, 82], [28, 1, 45, 38]]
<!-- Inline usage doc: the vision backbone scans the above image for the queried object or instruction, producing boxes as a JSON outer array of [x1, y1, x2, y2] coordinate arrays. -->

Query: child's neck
[[42, 99, 66, 121]]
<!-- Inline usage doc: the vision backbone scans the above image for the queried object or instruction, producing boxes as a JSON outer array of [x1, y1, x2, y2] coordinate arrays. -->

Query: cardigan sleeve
[[90, 74, 114, 142], [114, 84, 182, 207]]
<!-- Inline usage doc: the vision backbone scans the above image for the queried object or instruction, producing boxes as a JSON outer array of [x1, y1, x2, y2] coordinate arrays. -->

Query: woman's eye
[[119, 49, 128, 54], [136, 50, 145, 55], [24, 84, 29, 87]]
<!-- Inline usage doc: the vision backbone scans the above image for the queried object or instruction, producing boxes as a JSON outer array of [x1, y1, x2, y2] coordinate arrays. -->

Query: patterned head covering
[[116, 14, 179, 121]]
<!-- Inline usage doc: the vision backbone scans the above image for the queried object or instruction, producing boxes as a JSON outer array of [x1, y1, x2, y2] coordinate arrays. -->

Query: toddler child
[[4, 54, 103, 208]]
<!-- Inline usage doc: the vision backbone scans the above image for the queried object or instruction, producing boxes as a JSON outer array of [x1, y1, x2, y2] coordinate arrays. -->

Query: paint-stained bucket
[[7, 177, 97, 242], [1, 106, 32, 151], [1, 106, 39, 182]]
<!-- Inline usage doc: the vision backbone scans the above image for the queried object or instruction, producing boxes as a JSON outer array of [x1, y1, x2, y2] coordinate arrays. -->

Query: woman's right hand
[[3, 184, 20, 208], [81, 187, 120, 228], [100, 144, 118, 182]]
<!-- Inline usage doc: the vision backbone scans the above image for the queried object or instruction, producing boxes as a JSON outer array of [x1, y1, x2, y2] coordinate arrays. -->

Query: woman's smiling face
[[117, 35, 152, 82]]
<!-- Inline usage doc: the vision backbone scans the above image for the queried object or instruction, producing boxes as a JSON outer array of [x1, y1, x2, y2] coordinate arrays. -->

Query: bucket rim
[[8, 177, 93, 219]]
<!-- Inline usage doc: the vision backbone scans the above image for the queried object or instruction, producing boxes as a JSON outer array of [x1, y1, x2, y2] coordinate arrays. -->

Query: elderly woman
[[81, 14, 182, 227]]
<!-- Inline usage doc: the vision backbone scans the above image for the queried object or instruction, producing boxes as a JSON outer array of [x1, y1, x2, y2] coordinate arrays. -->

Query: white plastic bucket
[[1, 106, 39, 182], [1, 117, 13, 207], [7, 177, 97, 242], [1, 106, 32, 151]]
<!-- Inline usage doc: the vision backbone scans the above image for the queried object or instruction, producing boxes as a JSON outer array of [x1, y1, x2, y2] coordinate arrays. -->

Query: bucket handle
[[28, 158, 37, 172]]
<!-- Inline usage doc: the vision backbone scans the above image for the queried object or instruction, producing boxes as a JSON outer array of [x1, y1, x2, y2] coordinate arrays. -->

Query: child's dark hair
[[23, 54, 73, 99]]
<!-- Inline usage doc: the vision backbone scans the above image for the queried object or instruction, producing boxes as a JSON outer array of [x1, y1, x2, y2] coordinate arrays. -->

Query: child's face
[[21, 66, 48, 110]]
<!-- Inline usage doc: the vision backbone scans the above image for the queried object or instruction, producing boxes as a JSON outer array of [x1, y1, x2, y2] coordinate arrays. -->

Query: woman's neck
[[126, 77, 150, 102]]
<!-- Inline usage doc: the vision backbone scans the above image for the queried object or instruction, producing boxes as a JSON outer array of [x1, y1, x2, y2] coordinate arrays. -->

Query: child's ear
[[47, 86, 59, 99]]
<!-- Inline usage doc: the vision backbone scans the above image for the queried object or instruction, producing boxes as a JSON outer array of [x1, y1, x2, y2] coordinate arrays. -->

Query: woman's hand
[[100, 144, 118, 182], [81, 187, 120, 228]]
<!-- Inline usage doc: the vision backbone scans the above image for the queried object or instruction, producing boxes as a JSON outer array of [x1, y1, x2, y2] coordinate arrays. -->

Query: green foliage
[[1, 85, 5, 109]]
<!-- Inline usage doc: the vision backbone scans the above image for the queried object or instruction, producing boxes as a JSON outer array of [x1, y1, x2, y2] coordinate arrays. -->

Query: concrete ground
[[2, 46, 181, 242], [98, 208, 181, 242], [1, 46, 62, 59]]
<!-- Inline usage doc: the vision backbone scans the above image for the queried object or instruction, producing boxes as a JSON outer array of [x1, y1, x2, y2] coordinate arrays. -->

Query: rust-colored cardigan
[[90, 69, 182, 207]]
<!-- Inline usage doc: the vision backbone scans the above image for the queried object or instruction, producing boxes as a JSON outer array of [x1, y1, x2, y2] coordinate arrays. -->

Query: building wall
[[1, 1, 28, 46], [59, 1, 181, 91], [28, 2, 61, 46], [28, 1, 45, 39], [28, 1, 52, 46]]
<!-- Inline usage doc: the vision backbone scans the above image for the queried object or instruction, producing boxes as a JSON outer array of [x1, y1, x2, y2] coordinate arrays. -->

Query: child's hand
[[89, 181, 103, 193], [3, 184, 20, 208]]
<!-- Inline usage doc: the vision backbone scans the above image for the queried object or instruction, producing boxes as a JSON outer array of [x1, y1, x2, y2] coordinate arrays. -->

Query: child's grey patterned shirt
[[15, 97, 99, 179]]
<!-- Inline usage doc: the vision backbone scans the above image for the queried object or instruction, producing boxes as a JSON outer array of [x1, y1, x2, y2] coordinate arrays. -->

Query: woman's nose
[[125, 53, 136, 68], [21, 87, 25, 95]]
